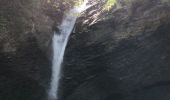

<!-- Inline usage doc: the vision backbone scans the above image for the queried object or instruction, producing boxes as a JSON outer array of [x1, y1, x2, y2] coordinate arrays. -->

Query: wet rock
[[0, 69, 46, 100], [0, 0, 55, 99], [0, 0, 170, 100], [60, 0, 170, 100]]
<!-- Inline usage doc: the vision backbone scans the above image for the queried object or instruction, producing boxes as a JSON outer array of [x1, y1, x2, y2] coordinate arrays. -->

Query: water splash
[[48, 1, 89, 100]]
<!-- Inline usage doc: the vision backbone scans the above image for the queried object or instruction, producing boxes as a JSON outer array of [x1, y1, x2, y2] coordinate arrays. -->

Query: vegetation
[[0, 16, 8, 33], [161, 0, 170, 3], [103, 0, 117, 10], [74, 0, 84, 7]]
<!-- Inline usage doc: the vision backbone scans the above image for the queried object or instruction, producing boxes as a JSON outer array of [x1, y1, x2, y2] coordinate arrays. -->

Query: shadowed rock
[[60, 0, 170, 100], [0, 0, 170, 100]]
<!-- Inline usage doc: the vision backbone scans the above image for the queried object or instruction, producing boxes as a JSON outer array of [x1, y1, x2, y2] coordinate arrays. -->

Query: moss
[[0, 16, 8, 34], [161, 0, 170, 4], [74, 0, 84, 7], [103, 0, 117, 11]]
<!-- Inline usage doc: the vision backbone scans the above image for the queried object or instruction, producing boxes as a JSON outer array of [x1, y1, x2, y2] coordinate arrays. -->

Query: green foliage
[[74, 0, 84, 7], [54, 0, 84, 8], [103, 0, 117, 10]]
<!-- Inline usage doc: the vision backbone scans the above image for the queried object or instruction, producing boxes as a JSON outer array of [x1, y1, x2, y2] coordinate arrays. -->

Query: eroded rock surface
[[0, 0, 57, 99], [0, 0, 170, 100], [60, 0, 170, 100]]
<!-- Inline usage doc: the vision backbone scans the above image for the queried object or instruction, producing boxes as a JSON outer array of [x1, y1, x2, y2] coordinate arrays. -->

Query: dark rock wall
[[0, 0, 170, 100], [0, 0, 56, 100], [60, 0, 170, 100]]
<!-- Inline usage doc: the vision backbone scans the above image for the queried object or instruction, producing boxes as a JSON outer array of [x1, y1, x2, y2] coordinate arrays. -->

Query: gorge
[[0, 0, 170, 100]]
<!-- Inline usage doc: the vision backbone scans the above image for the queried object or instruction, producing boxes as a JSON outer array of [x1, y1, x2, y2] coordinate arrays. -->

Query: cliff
[[0, 0, 170, 100]]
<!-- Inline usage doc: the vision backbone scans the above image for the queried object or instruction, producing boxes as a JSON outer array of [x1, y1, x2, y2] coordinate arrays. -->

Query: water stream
[[48, 1, 89, 100]]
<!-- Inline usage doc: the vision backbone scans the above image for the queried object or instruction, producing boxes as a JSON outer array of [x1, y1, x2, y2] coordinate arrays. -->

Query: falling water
[[48, 1, 89, 100]]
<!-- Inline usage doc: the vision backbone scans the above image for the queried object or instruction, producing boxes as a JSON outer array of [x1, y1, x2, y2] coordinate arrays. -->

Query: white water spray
[[48, 1, 89, 100]]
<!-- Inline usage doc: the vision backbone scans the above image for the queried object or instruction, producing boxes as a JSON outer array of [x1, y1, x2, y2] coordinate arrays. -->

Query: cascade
[[48, 0, 89, 100]]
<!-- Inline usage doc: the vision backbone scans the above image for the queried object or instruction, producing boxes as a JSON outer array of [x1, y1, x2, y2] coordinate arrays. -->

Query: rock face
[[0, 0, 170, 100], [0, 0, 56, 100], [60, 0, 170, 100]]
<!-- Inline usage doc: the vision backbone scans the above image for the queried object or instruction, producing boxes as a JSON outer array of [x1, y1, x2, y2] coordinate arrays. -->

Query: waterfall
[[48, 1, 89, 100]]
